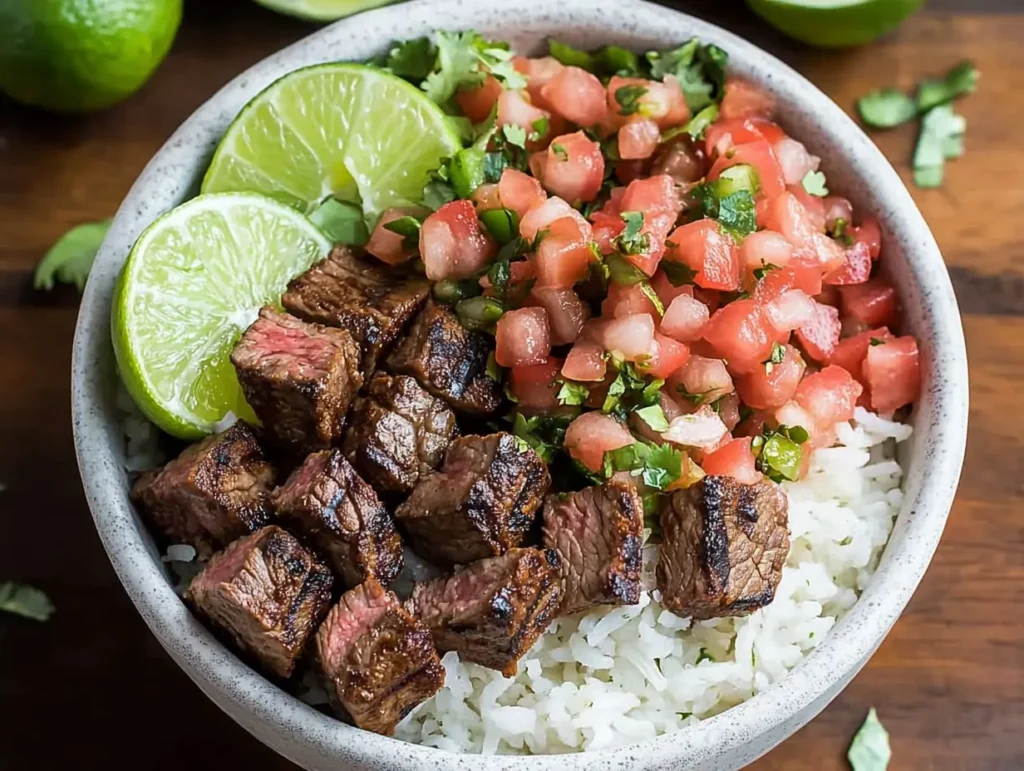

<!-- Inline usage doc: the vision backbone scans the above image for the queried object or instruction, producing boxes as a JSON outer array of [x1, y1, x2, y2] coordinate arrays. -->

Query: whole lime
[[747, 0, 927, 48], [0, 0, 183, 113]]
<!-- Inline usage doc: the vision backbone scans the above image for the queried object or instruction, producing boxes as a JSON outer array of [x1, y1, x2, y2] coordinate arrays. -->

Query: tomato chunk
[[639, 333, 691, 379], [497, 90, 550, 136], [707, 139, 786, 200], [562, 340, 607, 382], [365, 208, 419, 266], [495, 307, 551, 367], [499, 169, 547, 220], [827, 327, 893, 384], [419, 200, 496, 280], [455, 76, 503, 123], [533, 131, 605, 203], [839, 279, 900, 329], [606, 76, 688, 129], [515, 56, 564, 109], [734, 344, 806, 410], [773, 138, 819, 186], [541, 65, 609, 127], [702, 299, 775, 374], [700, 437, 761, 483], [851, 216, 882, 259], [602, 281, 660, 319], [670, 354, 734, 404], [705, 117, 783, 156], [600, 313, 656, 362], [824, 241, 872, 285], [719, 77, 775, 121], [520, 196, 590, 241], [530, 286, 588, 346], [666, 220, 740, 291], [794, 365, 863, 429], [864, 336, 921, 413], [619, 119, 661, 160], [565, 411, 635, 473], [534, 215, 593, 288], [662, 404, 729, 451], [793, 300, 841, 362], [508, 357, 561, 412]]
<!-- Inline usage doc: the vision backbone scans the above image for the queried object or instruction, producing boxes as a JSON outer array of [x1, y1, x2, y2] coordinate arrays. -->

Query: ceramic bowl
[[71, 0, 969, 768]]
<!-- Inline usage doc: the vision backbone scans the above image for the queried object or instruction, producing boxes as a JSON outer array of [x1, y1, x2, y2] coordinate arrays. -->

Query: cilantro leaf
[[916, 59, 978, 112], [753, 262, 779, 281], [856, 88, 917, 129], [638, 281, 665, 315], [377, 37, 436, 81], [762, 342, 786, 373], [642, 443, 683, 491], [557, 381, 590, 407], [913, 104, 966, 189], [512, 412, 573, 464], [309, 199, 369, 245], [615, 84, 648, 116], [869, 337, 886, 346], [661, 260, 698, 287], [801, 170, 829, 197], [612, 211, 651, 258], [551, 143, 569, 161], [0, 582, 54, 621], [715, 190, 757, 240], [646, 38, 728, 111], [34, 219, 111, 292], [635, 403, 670, 432], [502, 123, 528, 149], [420, 31, 525, 111], [381, 214, 421, 250], [847, 708, 891, 771]]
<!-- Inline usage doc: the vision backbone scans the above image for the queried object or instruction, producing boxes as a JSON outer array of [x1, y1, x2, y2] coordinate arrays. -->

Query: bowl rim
[[71, 1, 969, 768]]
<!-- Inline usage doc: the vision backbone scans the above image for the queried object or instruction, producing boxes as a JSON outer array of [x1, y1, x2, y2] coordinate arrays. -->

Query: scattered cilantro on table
[[34, 219, 111, 292]]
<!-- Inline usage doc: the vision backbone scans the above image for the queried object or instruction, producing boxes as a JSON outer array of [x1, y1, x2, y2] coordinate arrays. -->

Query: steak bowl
[[70, 0, 969, 768]]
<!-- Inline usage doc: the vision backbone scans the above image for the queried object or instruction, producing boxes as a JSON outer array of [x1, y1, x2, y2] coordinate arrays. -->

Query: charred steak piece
[[282, 246, 430, 373], [130, 422, 273, 558], [188, 525, 333, 678], [541, 480, 644, 616], [385, 300, 502, 415], [395, 433, 550, 565], [272, 449, 402, 588], [231, 307, 362, 454], [342, 373, 459, 495], [656, 476, 789, 619], [407, 547, 562, 676], [316, 579, 444, 735]]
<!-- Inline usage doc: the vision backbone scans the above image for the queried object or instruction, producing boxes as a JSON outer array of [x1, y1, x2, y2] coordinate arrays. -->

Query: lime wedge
[[112, 193, 331, 439], [746, 0, 926, 48], [201, 63, 461, 219], [252, 0, 396, 22]]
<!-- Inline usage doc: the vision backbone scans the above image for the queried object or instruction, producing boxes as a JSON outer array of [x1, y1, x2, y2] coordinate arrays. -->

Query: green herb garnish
[[856, 88, 917, 129], [916, 59, 979, 112], [382, 214, 422, 249], [847, 708, 892, 771], [309, 200, 368, 246], [0, 582, 54, 622], [801, 170, 829, 197], [646, 38, 728, 111], [34, 220, 110, 292], [615, 84, 648, 117], [479, 208, 520, 244], [913, 103, 966, 189], [557, 381, 590, 407]]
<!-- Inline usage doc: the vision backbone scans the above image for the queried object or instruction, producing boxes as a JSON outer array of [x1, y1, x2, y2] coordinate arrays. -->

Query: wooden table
[[1, 1, 1020, 768]]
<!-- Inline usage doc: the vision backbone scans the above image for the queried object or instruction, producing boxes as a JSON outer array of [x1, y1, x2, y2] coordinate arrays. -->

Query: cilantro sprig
[[646, 38, 729, 111]]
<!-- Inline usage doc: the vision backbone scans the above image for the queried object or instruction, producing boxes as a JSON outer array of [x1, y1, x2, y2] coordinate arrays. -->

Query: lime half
[[747, 0, 927, 48], [202, 63, 461, 219], [112, 193, 331, 439], [253, 0, 396, 22]]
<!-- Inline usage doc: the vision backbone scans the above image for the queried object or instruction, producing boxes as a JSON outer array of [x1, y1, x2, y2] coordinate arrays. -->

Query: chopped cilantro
[[381, 214, 422, 249], [801, 170, 829, 197], [829, 217, 855, 246], [600, 440, 683, 492], [557, 381, 590, 407], [531, 116, 550, 140], [34, 219, 111, 292], [597, 45, 642, 77], [696, 648, 714, 664], [478, 208, 520, 244], [482, 151, 508, 183], [638, 281, 665, 315], [375, 36, 436, 81], [763, 342, 786, 374], [681, 102, 720, 141], [551, 143, 569, 161], [635, 403, 670, 432], [856, 88, 917, 129], [716, 190, 757, 240], [661, 260, 698, 287], [423, 159, 458, 210], [614, 84, 648, 117], [502, 123, 528, 149], [916, 59, 978, 112], [847, 708, 892, 771], [753, 262, 779, 281], [646, 38, 728, 111], [869, 337, 886, 346], [601, 360, 656, 419], [604, 252, 647, 287], [512, 412, 573, 464], [913, 104, 966, 189], [0, 582, 54, 621], [612, 210, 652, 257]]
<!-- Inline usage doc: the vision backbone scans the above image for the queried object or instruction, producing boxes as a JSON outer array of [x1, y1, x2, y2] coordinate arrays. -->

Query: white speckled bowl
[[71, 1, 968, 768]]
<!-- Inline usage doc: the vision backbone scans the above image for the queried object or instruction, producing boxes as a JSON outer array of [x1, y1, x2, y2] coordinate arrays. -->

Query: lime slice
[[201, 63, 461, 220], [746, 0, 926, 48], [112, 193, 331, 439], [252, 0, 396, 22]]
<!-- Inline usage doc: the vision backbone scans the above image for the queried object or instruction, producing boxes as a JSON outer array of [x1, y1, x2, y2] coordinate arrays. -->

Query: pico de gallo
[[366, 32, 921, 508]]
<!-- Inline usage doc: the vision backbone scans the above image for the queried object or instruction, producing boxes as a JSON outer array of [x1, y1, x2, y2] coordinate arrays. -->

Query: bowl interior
[[71, 1, 968, 769]]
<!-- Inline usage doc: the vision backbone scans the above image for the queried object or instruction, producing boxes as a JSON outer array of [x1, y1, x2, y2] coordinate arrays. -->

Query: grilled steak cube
[[656, 476, 789, 619], [342, 373, 459, 495], [272, 449, 403, 588], [395, 433, 550, 565], [386, 300, 502, 415], [130, 422, 273, 558], [188, 525, 333, 678], [231, 307, 363, 454], [316, 579, 444, 735], [541, 480, 644, 616], [407, 547, 562, 676], [282, 246, 430, 373]]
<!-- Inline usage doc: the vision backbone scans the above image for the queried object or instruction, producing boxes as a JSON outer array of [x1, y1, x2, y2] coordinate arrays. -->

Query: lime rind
[[201, 63, 461, 219], [253, 0, 397, 22], [746, 0, 927, 48], [113, 193, 331, 439]]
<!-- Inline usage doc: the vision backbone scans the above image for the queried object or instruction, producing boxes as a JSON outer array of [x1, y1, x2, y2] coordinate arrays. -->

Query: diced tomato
[[863, 335, 920, 413], [661, 292, 710, 342], [824, 241, 872, 285], [761, 192, 818, 256], [472, 183, 503, 211], [639, 332, 691, 379], [606, 76, 689, 129], [498, 169, 547, 220], [508, 357, 561, 412], [419, 200, 496, 280], [495, 307, 551, 367], [773, 138, 819, 186], [600, 313, 656, 362], [735, 343, 806, 410], [703, 299, 775, 374], [839, 278, 900, 328], [619, 119, 661, 160], [564, 411, 635, 473], [850, 216, 882, 259], [562, 340, 608, 382], [700, 437, 761, 483], [794, 365, 863, 429], [534, 216, 593, 288], [455, 76, 503, 123], [666, 220, 740, 291], [602, 281, 659, 319], [651, 270, 694, 307], [365, 208, 419, 266], [762, 289, 815, 340], [670, 354, 734, 403], [515, 56, 564, 109], [530, 286, 588, 345], [662, 404, 729, 451], [480, 259, 536, 298], [622, 213, 678, 277], [650, 138, 706, 184], [540, 65, 609, 127], [823, 196, 854, 232], [827, 327, 893, 384], [786, 184, 827, 233], [793, 300, 841, 362], [707, 139, 786, 200], [519, 195, 590, 241], [497, 90, 551, 136], [705, 117, 783, 156], [717, 392, 743, 431], [614, 159, 649, 185], [533, 131, 605, 203], [739, 230, 794, 286], [621, 174, 682, 216], [719, 77, 775, 121], [754, 263, 820, 304]]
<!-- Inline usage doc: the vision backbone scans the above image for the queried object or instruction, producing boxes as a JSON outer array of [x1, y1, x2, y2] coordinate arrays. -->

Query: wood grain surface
[[1, 1, 1021, 769]]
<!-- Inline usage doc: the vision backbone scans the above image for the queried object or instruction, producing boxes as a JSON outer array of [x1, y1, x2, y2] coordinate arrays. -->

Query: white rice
[[393, 408, 910, 754]]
